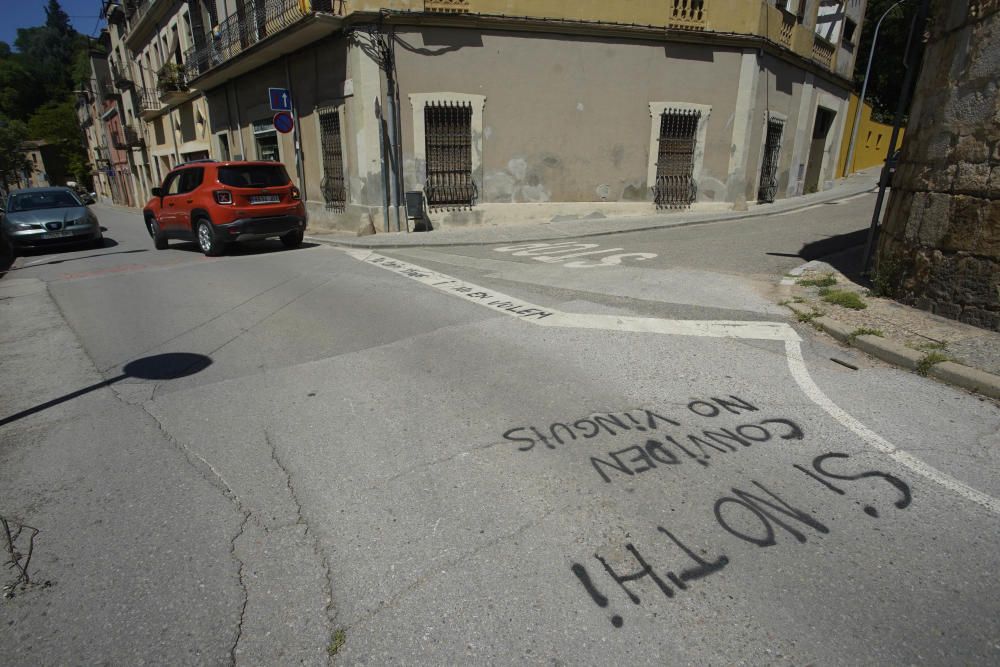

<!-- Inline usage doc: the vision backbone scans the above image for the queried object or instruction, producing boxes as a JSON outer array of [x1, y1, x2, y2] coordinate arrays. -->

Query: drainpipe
[[232, 83, 247, 160], [284, 56, 308, 201], [168, 107, 181, 164], [375, 97, 390, 233], [385, 62, 401, 232]]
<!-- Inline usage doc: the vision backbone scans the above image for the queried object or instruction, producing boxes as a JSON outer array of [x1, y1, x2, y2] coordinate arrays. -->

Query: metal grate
[[318, 110, 346, 211], [424, 102, 476, 207], [654, 110, 700, 208], [757, 117, 784, 203]]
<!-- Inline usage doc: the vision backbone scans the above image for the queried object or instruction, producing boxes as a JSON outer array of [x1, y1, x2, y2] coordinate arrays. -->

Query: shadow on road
[[168, 240, 320, 255], [4, 246, 149, 272], [767, 228, 872, 287], [0, 352, 212, 427]]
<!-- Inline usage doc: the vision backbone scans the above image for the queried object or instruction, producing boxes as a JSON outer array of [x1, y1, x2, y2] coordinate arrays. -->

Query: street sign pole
[[283, 59, 307, 203]]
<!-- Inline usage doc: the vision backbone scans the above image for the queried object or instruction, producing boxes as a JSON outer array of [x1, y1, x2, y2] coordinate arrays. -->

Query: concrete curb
[[784, 304, 1000, 400]]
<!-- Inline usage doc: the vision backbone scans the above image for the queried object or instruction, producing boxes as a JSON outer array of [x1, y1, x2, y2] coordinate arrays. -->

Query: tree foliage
[[855, 0, 928, 123], [0, 1, 90, 186], [0, 116, 32, 190]]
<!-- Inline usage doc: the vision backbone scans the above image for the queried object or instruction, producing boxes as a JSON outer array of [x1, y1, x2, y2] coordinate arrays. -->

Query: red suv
[[143, 160, 307, 256]]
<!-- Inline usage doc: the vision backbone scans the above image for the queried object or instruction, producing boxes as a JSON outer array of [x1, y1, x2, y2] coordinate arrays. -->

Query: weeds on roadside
[[328, 629, 346, 657], [797, 274, 837, 288], [796, 310, 822, 323], [872, 255, 905, 298], [821, 290, 867, 310], [916, 351, 951, 376]]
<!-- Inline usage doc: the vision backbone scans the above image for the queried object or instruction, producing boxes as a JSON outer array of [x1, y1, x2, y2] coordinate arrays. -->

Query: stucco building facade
[[170, 0, 866, 234], [82, 1, 866, 230]]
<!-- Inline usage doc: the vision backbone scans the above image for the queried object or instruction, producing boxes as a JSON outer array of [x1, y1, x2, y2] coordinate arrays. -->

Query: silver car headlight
[[14, 222, 37, 230]]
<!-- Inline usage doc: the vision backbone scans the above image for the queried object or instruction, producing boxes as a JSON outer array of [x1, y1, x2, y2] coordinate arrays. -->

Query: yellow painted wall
[[837, 93, 903, 176]]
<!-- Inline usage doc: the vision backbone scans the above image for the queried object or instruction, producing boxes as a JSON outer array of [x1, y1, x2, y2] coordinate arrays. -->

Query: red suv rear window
[[218, 165, 291, 188]]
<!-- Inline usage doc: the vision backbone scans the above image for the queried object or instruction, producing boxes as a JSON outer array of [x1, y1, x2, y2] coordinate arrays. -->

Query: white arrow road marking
[[344, 248, 1000, 515]]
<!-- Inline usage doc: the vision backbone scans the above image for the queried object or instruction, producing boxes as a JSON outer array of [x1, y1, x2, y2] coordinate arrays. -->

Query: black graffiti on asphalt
[[570, 452, 912, 628], [795, 452, 912, 517], [590, 417, 803, 482], [504, 395, 763, 452], [572, 527, 729, 629], [503, 408, 683, 451]]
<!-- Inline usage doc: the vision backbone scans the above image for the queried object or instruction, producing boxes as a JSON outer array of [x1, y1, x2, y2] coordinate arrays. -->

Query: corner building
[[183, 0, 866, 233]]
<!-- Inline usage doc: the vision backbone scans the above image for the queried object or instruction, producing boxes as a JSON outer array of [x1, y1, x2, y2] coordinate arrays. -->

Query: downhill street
[[1, 192, 999, 665]]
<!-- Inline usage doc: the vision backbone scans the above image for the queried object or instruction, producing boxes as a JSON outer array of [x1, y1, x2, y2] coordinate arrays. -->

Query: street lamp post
[[843, 0, 909, 178]]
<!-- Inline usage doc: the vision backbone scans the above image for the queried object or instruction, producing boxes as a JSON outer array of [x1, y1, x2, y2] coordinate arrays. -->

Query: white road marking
[[493, 242, 657, 268], [784, 339, 1000, 514], [345, 249, 796, 341], [346, 247, 1000, 515]]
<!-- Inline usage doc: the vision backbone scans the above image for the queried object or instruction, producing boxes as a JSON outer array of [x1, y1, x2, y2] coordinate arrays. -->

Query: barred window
[[424, 102, 476, 207], [653, 109, 701, 208], [757, 117, 785, 203], [318, 109, 346, 211]]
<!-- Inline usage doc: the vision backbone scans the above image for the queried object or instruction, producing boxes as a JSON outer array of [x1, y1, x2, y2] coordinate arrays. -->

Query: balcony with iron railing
[[111, 124, 144, 150], [99, 76, 120, 100], [156, 62, 191, 104], [183, 0, 341, 85], [111, 61, 133, 88], [136, 86, 163, 118]]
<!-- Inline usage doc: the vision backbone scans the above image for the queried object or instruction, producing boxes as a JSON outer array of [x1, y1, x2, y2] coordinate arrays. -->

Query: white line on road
[[785, 339, 1000, 514], [346, 247, 1000, 515]]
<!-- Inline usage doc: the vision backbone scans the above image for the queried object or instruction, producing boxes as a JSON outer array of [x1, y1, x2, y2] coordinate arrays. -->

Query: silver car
[[1, 187, 102, 254]]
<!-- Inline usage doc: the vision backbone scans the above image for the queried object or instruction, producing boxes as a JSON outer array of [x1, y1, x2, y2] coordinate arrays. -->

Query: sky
[[0, 0, 105, 48]]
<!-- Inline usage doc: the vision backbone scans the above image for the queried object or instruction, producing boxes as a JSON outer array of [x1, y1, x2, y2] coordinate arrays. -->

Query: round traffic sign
[[273, 111, 294, 134]]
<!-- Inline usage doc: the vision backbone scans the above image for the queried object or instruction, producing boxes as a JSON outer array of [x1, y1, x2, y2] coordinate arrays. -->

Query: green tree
[[27, 100, 87, 185], [0, 56, 37, 120], [0, 116, 32, 191], [855, 0, 927, 122], [44, 0, 73, 35]]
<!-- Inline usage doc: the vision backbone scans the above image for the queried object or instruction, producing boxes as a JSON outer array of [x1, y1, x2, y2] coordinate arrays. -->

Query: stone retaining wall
[[878, 0, 1000, 331]]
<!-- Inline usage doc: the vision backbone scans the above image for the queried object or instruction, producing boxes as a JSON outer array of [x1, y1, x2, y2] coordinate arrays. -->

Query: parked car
[[0, 186, 102, 255], [143, 160, 307, 256]]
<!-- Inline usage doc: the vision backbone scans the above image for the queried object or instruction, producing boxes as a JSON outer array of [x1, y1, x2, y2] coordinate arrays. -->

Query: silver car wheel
[[198, 223, 212, 253]]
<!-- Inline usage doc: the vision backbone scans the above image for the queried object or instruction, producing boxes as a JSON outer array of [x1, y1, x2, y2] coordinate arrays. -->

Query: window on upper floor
[[844, 17, 857, 44]]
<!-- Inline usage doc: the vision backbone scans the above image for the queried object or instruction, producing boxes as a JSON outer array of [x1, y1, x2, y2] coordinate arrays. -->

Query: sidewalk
[[307, 168, 1000, 401], [307, 168, 882, 248]]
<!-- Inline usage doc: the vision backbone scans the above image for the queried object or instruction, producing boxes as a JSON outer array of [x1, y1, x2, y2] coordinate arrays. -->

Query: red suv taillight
[[290, 186, 300, 201], [214, 189, 233, 205]]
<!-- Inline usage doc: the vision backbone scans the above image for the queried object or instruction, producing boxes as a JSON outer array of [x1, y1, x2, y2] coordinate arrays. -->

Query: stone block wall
[[877, 0, 1000, 331]]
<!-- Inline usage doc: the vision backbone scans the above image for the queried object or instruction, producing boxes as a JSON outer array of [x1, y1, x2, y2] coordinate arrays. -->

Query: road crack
[[264, 428, 337, 640]]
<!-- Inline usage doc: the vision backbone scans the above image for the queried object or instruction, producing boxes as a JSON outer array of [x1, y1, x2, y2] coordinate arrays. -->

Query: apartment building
[[101, 0, 217, 196], [91, 1, 866, 230]]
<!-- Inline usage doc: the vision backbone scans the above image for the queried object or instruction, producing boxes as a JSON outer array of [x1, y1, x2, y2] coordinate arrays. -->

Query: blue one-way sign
[[269, 87, 292, 111]]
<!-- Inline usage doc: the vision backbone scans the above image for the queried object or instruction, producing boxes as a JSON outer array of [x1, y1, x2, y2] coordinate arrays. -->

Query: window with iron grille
[[654, 110, 700, 208], [757, 117, 785, 203], [424, 102, 476, 207], [318, 109, 346, 211]]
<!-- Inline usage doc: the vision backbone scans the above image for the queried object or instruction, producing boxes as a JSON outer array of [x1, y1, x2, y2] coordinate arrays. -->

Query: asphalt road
[[1, 199, 998, 665]]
